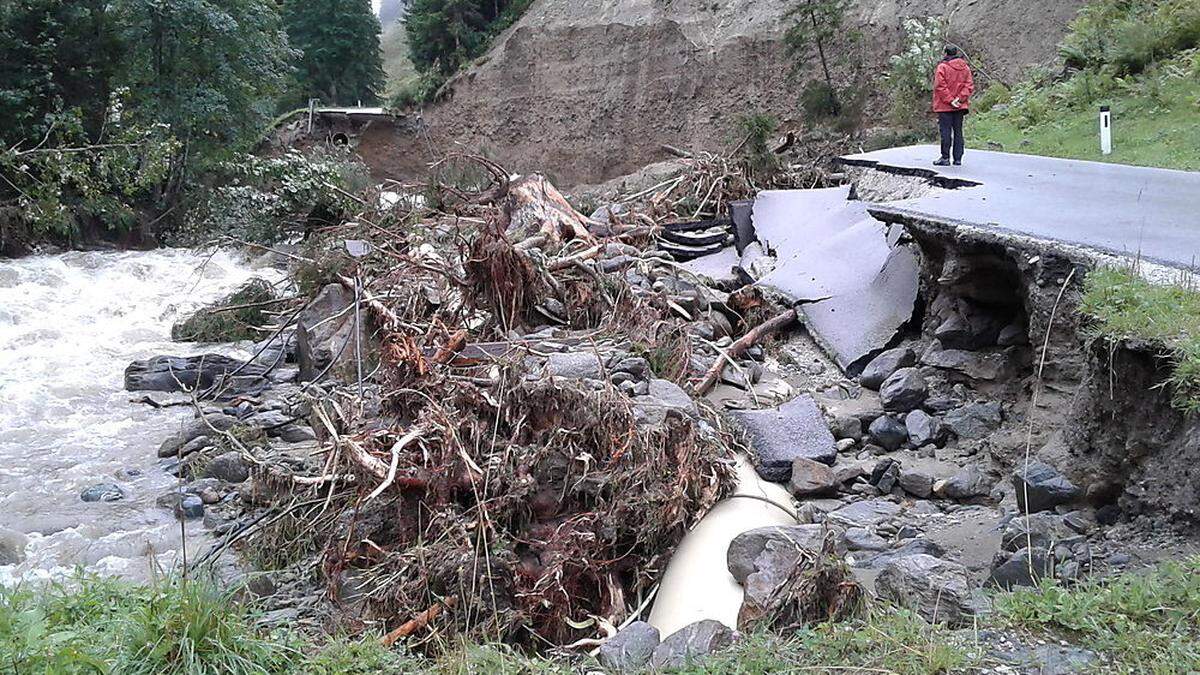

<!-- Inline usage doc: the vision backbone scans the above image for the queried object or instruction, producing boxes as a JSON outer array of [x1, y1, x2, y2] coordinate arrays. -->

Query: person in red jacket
[[932, 45, 975, 166]]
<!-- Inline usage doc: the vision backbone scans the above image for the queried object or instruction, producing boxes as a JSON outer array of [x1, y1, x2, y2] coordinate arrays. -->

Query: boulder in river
[[158, 414, 238, 458], [80, 483, 125, 503], [125, 354, 271, 399]]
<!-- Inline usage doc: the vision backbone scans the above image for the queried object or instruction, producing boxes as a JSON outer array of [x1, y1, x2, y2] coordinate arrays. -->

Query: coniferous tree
[[283, 0, 386, 106]]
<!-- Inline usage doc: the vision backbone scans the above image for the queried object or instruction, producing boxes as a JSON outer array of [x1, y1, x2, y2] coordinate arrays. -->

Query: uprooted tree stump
[[501, 174, 596, 245]]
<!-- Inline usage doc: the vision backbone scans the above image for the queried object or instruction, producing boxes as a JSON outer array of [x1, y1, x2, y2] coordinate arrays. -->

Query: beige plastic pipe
[[647, 454, 797, 636]]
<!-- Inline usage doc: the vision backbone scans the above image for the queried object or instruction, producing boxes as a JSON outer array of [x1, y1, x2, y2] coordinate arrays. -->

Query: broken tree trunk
[[502, 174, 595, 245], [694, 308, 798, 396]]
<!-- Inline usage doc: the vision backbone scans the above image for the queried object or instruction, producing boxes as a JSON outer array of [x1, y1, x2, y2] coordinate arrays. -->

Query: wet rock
[[732, 395, 837, 482], [830, 415, 863, 442], [871, 460, 901, 493], [727, 524, 829, 583], [1001, 512, 1076, 553], [933, 468, 988, 500], [295, 283, 377, 382], [1013, 461, 1080, 513], [633, 379, 698, 425], [789, 458, 837, 497], [276, 424, 316, 443], [843, 528, 888, 552], [598, 621, 660, 671], [860, 347, 917, 390], [943, 402, 1003, 440], [125, 354, 271, 398], [899, 469, 934, 499], [80, 483, 125, 503], [202, 452, 250, 484], [868, 415, 908, 452], [922, 348, 1009, 381], [855, 538, 946, 569], [650, 620, 735, 670], [547, 352, 603, 379], [879, 368, 928, 412], [905, 410, 943, 448], [876, 554, 987, 626], [827, 499, 902, 529], [157, 414, 238, 458], [990, 547, 1053, 589]]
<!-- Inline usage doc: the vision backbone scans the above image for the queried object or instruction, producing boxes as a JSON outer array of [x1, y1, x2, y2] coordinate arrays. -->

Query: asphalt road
[[841, 145, 1200, 269]]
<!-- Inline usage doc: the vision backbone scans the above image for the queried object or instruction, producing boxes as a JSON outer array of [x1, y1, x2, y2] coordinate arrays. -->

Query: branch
[[694, 308, 798, 396]]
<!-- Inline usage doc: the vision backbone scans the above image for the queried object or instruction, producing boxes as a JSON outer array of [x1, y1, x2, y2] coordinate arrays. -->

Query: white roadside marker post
[[1100, 105, 1112, 155]]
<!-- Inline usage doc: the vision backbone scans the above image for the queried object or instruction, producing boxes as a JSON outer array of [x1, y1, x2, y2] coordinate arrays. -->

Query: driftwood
[[501, 174, 595, 245], [380, 596, 459, 647], [694, 308, 798, 396]]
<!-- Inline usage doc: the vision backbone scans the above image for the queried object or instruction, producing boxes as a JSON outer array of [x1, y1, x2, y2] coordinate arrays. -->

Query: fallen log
[[380, 596, 459, 647], [694, 308, 798, 396]]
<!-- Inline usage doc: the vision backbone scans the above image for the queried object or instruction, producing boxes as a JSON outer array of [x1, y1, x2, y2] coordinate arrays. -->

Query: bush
[[884, 16, 948, 128], [735, 113, 780, 182], [973, 83, 1011, 113], [800, 80, 842, 120], [1108, 19, 1165, 75]]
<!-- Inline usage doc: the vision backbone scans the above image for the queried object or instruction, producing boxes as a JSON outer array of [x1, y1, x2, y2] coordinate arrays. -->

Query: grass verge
[[1080, 265, 1200, 411]]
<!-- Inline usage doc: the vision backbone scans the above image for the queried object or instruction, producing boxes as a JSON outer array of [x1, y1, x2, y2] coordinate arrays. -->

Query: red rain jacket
[[932, 56, 975, 113]]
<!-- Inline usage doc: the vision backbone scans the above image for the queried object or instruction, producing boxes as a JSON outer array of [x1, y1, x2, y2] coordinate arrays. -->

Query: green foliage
[[404, 0, 533, 77], [883, 16, 948, 128], [800, 80, 842, 120], [171, 278, 277, 342], [973, 83, 1011, 114], [784, 0, 853, 91], [735, 113, 780, 184], [282, 0, 386, 107], [996, 557, 1200, 671], [1080, 265, 1200, 412], [1059, 0, 1200, 75], [390, 71, 449, 108], [177, 150, 368, 245]]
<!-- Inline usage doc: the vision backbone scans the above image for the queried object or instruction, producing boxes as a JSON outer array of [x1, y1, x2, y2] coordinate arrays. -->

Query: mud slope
[[424, 0, 1087, 187]]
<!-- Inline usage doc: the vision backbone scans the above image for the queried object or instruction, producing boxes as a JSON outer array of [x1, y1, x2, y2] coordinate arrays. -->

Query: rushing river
[[0, 249, 274, 585]]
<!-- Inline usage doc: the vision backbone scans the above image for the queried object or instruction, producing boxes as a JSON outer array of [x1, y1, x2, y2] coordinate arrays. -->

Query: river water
[[0, 249, 273, 585]]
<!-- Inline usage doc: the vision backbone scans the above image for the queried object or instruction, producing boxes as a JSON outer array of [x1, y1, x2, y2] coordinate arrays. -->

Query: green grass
[[995, 557, 1200, 673], [5, 559, 1200, 673], [1080, 266, 1200, 411], [968, 61, 1200, 171]]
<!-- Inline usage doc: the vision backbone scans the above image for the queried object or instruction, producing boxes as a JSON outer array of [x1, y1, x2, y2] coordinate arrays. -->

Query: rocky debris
[[843, 527, 888, 552], [990, 547, 1053, 589], [727, 525, 829, 584], [855, 538, 945, 570], [879, 368, 928, 412], [157, 492, 206, 519], [830, 414, 863, 442], [898, 468, 934, 499], [80, 483, 125, 503], [650, 620, 735, 670], [827, 499, 902, 529], [0, 529, 27, 565], [942, 402, 1003, 440], [598, 621, 660, 671], [201, 451, 251, 484], [870, 459, 901, 493], [922, 348, 1010, 382], [904, 410, 944, 448], [1001, 512, 1076, 553], [632, 378, 698, 425], [930, 297, 1006, 350], [860, 347, 916, 390], [125, 355, 271, 398], [1013, 461, 1080, 513], [985, 631, 1100, 674], [157, 414, 239, 458], [933, 468, 989, 500], [546, 351, 604, 379], [732, 395, 836, 482], [875, 554, 987, 627], [295, 283, 376, 382], [996, 324, 1029, 347], [868, 415, 908, 452], [789, 458, 837, 496]]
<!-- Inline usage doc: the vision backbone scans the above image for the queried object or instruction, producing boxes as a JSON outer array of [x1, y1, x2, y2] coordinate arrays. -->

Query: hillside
[[421, 0, 1089, 187]]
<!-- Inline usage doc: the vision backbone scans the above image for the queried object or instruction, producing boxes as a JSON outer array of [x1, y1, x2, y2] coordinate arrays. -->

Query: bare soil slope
[[423, 0, 1087, 187]]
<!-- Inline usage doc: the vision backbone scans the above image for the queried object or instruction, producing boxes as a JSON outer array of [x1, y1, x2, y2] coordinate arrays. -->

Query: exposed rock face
[[424, 0, 1087, 187]]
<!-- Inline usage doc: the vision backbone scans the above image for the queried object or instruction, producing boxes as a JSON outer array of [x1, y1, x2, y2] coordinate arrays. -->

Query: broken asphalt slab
[[840, 145, 1200, 271], [729, 394, 837, 482], [749, 187, 920, 373]]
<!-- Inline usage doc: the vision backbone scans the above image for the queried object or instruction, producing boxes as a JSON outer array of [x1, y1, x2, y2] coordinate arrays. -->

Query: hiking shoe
[[933, 159, 952, 166], [953, 160, 962, 166]]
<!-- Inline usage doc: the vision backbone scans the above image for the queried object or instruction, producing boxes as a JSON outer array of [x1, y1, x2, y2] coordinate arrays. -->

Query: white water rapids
[[0, 249, 273, 585]]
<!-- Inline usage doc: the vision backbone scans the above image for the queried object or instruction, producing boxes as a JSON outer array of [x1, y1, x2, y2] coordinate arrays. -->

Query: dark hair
[[944, 45, 960, 57]]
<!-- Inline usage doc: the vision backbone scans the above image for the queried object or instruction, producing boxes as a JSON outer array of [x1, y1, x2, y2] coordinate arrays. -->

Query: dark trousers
[[938, 110, 966, 162]]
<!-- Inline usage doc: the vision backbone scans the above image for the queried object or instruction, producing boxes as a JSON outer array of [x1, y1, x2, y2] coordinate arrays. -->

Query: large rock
[[124, 355, 271, 398], [546, 351, 603, 379], [879, 368, 928, 412], [1001, 512, 1077, 553], [202, 451, 251, 484], [632, 379, 699, 425], [727, 524, 829, 584], [933, 468, 989, 500], [990, 547, 1053, 589], [860, 347, 917, 390], [295, 283, 377, 383], [158, 414, 238, 458], [855, 538, 945, 570], [932, 300, 1006, 350], [789, 458, 837, 497], [868, 415, 908, 451], [80, 483, 125, 503], [943, 402, 1003, 440], [1013, 461, 1080, 513], [826, 499, 902, 529], [598, 621, 660, 671], [898, 469, 934, 499], [876, 554, 987, 626], [650, 620, 735, 670], [922, 349, 1010, 382], [905, 410, 944, 448], [732, 395, 837, 482]]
